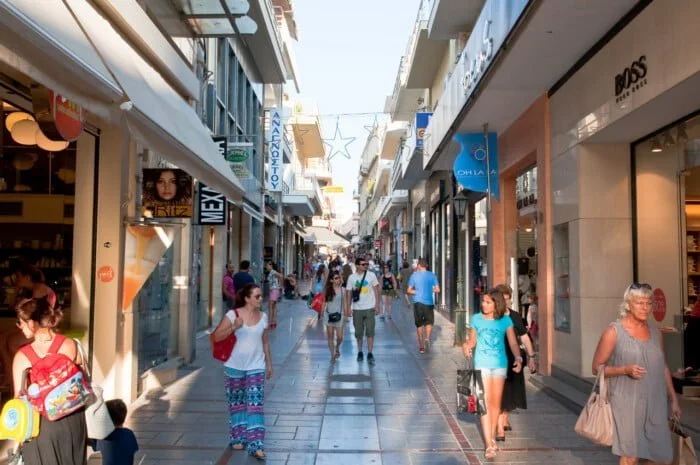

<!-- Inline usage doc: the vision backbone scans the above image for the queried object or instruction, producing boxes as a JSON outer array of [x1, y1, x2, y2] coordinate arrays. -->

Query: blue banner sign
[[453, 132, 499, 200], [415, 112, 432, 149]]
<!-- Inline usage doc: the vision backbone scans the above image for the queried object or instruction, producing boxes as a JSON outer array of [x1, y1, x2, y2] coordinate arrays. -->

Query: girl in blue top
[[462, 288, 523, 459]]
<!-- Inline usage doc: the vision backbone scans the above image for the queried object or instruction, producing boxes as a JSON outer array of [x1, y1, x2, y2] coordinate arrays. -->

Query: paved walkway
[[123, 296, 620, 465]]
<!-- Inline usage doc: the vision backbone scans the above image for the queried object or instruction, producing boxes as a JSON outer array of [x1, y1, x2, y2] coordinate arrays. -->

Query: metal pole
[[483, 123, 491, 212]]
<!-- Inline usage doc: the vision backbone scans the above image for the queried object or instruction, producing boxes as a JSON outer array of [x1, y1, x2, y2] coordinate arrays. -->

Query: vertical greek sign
[[267, 108, 282, 192]]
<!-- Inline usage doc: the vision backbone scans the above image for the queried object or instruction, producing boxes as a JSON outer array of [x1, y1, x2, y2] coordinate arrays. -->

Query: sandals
[[231, 444, 245, 451], [252, 450, 266, 461], [485, 440, 499, 459]]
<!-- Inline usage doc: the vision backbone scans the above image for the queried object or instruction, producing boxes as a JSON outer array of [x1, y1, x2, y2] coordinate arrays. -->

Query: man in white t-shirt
[[345, 257, 380, 365]]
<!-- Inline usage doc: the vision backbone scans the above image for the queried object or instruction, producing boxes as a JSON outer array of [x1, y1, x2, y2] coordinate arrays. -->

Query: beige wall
[[547, 0, 700, 377], [489, 95, 553, 374]]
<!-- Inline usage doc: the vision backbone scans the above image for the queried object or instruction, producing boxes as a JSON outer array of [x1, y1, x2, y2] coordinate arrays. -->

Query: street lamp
[[454, 195, 468, 219]]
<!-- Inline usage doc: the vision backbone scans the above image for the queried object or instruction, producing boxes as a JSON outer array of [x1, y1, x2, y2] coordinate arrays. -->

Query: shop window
[[136, 232, 179, 375], [553, 224, 570, 332]]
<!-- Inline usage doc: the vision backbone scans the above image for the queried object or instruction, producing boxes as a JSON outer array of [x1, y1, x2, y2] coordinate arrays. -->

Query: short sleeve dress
[[608, 320, 672, 463], [501, 310, 528, 411]]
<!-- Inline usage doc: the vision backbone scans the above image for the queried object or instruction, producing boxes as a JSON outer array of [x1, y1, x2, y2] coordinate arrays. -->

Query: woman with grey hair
[[591, 283, 681, 465]]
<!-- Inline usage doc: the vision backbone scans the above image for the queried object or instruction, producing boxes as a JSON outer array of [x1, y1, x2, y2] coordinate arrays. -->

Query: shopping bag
[[671, 419, 698, 465], [310, 293, 324, 314], [574, 365, 613, 446], [456, 360, 486, 416]]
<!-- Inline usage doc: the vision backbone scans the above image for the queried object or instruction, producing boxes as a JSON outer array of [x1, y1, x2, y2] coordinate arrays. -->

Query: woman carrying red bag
[[211, 284, 272, 461]]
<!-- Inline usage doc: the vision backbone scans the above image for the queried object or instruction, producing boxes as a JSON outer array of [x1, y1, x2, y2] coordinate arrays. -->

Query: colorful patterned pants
[[224, 367, 265, 454]]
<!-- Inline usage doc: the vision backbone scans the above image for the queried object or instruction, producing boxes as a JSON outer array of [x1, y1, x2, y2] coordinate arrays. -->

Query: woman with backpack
[[12, 296, 88, 465]]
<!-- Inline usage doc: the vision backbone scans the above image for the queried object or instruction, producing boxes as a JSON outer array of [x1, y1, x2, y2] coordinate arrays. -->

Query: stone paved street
[[123, 295, 621, 465]]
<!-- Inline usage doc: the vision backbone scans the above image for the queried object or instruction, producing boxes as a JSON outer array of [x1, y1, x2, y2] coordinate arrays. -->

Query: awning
[[65, 0, 245, 202], [303, 226, 350, 248], [0, 0, 123, 121]]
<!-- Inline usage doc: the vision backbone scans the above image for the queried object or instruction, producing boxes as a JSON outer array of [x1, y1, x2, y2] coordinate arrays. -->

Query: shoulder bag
[[351, 270, 368, 303], [211, 310, 239, 361], [75, 339, 115, 440], [574, 365, 614, 446]]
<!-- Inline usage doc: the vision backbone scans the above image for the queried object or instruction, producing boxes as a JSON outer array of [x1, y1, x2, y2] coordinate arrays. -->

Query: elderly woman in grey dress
[[592, 283, 682, 465]]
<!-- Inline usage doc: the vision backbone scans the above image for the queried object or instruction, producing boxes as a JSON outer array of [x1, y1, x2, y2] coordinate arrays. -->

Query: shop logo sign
[[196, 183, 227, 225], [267, 108, 283, 192], [615, 55, 647, 103], [452, 132, 499, 200], [462, 19, 493, 94]]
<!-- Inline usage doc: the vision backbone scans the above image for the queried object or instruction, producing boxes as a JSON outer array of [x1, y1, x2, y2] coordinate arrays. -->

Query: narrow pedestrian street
[[124, 296, 617, 465]]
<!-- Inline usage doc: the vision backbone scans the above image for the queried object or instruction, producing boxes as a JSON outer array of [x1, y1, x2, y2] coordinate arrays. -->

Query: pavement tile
[[121, 295, 630, 465]]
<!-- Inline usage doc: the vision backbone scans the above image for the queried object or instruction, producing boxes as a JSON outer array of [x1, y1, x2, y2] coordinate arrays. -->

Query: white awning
[[65, 0, 245, 202], [0, 0, 123, 121]]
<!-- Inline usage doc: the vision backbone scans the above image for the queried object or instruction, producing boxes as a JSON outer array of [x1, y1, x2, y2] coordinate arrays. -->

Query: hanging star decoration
[[362, 114, 380, 141], [323, 117, 356, 160]]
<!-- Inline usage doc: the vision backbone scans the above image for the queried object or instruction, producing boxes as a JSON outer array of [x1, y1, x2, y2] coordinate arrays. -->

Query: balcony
[[405, 0, 448, 89], [385, 189, 410, 218], [303, 158, 332, 182], [385, 56, 427, 122], [373, 159, 392, 201], [379, 121, 408, 161], [428, 0, 485, 40], [288, 100, 325, 159], [246, 0, 287, 83], [372, 196, 392, 227], [392, 119, 430, 191]]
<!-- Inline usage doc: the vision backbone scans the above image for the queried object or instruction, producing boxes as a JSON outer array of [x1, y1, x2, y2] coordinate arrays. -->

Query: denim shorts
[[479, 367, 508, 379]]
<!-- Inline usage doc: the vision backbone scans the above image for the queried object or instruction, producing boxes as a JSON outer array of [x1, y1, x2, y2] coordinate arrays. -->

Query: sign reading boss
[[615, 55, 647, 97]]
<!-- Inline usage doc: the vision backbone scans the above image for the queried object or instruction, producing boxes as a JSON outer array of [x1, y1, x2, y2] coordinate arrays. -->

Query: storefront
[[549, 0, 700, 387], [0, 0, 246, 404], [489, 95, 551, 365]]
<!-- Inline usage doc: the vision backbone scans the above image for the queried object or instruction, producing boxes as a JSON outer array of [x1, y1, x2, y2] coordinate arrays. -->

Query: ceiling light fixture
[[10, 119, 39, 145], [4, 111, 34, 132], [35, 128, 69, 152], [650, 137, 663, 153]]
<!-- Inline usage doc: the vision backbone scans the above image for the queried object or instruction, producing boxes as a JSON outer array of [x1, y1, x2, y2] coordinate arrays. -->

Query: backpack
[[20, 334, 92, 421]]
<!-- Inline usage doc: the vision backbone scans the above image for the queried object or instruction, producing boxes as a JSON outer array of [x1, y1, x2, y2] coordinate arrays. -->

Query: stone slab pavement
[[120, 294, 622, 465]]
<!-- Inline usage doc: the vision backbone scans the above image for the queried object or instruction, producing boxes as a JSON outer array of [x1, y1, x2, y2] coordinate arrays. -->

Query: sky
[[292, 0, 422, 223]]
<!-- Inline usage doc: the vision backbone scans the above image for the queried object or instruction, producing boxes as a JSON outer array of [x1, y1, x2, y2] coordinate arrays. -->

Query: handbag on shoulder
[[75, 339, 115, 440], [574, 365, 613, 446], [211, 310, 239, 361]]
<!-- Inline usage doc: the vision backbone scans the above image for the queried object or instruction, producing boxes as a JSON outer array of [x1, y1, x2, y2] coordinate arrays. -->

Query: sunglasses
[[629, 283, 651, 290], [360, 263, 368, 266]]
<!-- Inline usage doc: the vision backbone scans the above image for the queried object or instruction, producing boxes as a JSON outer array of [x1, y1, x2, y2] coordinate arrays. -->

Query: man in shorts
[[345, 257, 380, 365], [407, 259, 440, 353]]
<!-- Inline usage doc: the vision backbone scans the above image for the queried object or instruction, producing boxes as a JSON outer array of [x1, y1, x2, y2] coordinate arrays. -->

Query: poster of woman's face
[[142, 169, 193, 218]]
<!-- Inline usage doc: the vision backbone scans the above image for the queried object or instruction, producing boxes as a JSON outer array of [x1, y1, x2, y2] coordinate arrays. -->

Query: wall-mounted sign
[[48, 90, 84, 141], [322, 185, 344, 194], [97, 265, 114, 283], [374, 240, 382, 248], [267, 108, 283, 191], [453, 132, 499, 200], [615, 55, 647, 104], [142, 168, 193, 218], [214, 136, 251, 180], [415, 112, 433, 149], [652, 287, 666, 322], [196, 183, 227, 225], [462, 19, 493, 93], [123, 225, 176, 309]]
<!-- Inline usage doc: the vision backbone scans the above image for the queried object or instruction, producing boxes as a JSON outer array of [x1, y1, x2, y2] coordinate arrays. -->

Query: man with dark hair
[[407, 259, 440, 353], [233, 260, 255, 292], [345, 257, 380, 365]]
